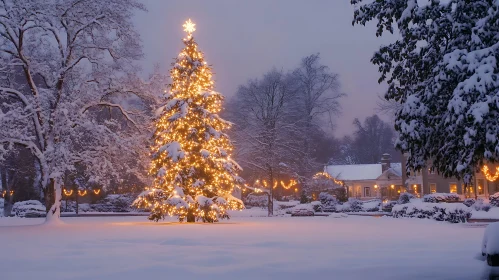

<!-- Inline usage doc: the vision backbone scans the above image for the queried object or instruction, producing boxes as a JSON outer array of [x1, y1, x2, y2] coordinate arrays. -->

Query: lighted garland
[[1, 190, 13, 197], [314, 171, 343, 185], [482, 165, 499, 182]]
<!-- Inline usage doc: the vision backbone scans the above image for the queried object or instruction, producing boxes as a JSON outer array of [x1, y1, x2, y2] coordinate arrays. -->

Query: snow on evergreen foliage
[[392, 202, 471, 223], [397, 193, 414, 204], [463, 198, 476, 207], [347, 198, 363, 212], [423, 193, 460, 203], [490, 192, 499, 207], [138, 29, 244, 223], [472, 199, 491, 212], [351, 0, 499, 182], [319, 192, 337, 212]]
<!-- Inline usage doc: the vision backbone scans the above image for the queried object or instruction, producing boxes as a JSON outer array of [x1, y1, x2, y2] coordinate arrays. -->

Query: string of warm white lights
[[134, 19, 243, 222], [1, 190, 14, 197], [313, 171, 343, 185], [482, 165, 499, 182], [62, 189, 101, 196]]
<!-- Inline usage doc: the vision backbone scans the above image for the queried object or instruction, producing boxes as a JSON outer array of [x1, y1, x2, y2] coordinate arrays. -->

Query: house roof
[[325, 163, 402, 181]]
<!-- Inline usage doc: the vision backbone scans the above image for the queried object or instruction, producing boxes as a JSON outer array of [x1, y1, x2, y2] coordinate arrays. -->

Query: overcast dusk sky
[[134, 0, 397, 137]]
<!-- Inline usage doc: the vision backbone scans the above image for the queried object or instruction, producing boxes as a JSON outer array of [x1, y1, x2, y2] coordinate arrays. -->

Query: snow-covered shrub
[[392, 202, 471, 223], [319, 192, 337, 212], [423, 193, 460, 203], [244, 194, 268, 207], [490, 193, 499, 207], [348, 198, 363, 212], [12, 200, 46, 218], [311, 201, 322, 212], [275, 200, 299, 211], [397, 193, 414, 204], [473, 199, 491, 212], [463, 198, 476, 207], [288, 203, 314, 216], [362, 199, 381, 212], [91, 194, 136, 212], [382, 201, 397, 212]]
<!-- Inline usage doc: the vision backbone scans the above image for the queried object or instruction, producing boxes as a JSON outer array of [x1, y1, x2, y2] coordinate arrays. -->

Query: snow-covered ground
[[0, 210, 489, 280]]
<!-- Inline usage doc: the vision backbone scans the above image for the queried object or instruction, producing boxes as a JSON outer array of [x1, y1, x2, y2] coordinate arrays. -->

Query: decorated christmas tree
[[134, 19, 244, 223]]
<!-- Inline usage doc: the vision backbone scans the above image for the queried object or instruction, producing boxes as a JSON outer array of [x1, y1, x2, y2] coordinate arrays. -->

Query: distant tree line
[[225, 54, 400, 201]]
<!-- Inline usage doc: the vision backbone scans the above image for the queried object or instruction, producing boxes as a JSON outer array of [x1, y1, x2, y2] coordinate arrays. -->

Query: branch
[[81, 102, 139, 130]]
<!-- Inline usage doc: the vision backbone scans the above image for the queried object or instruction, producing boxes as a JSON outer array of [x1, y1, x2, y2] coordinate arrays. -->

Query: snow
[[482, 222, 499, 255], [0, 214, 487, 280], [325, 163, 401, 180], [158, 141, 185, 162], [472, 208, 499, 219]]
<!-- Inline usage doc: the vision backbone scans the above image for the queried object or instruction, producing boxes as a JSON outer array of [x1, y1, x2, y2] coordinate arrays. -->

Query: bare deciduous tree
[[0, 0, 156, 222]]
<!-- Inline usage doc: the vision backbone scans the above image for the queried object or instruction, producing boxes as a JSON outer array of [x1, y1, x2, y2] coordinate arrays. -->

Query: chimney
[[381, 153, 391, 172]]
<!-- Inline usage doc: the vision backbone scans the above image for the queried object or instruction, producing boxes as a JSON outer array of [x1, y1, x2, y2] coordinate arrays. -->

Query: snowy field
[[0, 210, 489, 280]]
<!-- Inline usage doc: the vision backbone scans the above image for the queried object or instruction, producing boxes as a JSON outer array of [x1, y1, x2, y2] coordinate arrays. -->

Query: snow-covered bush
[[311, 201, 323, 212], [91, 194, 136, 212], [382, 201, 397, 212], [490, 193, 499, 207], [245, 194, 268, 207], [463, 198, 476, 207], [61, 194, 139, 213], [392, 202, 471, 223], [12, 200, 46, 218], [288, 203, 314, 216], [348, 198, 363, 212], [362, 199, 381, 212], [319, 192, 337, 212], [473, 199, 491, 212], [397, 193, 414, 204], [423, 193, 460, 203]]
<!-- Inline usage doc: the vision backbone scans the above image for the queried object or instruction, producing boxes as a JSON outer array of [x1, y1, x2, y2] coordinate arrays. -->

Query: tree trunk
[[268, 171, 274, 217], [44, 179, 55, 213], [1, 168, 13, 217], [45, 178, 62, 223], [75, 189, 79, 215], [186, 208, 195, 223]]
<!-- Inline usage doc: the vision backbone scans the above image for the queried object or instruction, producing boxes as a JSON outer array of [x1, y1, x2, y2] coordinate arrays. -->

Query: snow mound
[[483, 222, 499, 255], [328, 213, 348, 218]]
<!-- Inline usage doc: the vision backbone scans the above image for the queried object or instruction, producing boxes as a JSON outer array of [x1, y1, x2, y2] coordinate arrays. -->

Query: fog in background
[[133, 0, 397, 136]]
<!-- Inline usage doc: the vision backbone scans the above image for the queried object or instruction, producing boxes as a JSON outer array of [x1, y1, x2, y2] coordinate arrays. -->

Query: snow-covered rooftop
[[325, 163, 402, 181]]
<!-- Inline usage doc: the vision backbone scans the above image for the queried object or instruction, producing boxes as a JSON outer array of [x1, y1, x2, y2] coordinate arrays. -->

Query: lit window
[[477, 179, 485, 195], [449, 184, 457, 193], [364, 187, 371, 197], [430, 183, 437, 193]]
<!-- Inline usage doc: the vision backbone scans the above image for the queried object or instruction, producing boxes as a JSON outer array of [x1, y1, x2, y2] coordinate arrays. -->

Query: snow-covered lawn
[[0, 211, 488, 280]]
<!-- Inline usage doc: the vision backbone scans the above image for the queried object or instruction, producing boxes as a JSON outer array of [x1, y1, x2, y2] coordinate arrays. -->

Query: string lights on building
[[482, 165, 499, 182]]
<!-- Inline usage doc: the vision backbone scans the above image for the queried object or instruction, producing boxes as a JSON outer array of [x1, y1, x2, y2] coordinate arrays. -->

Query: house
[[402, 154, 499, 199], [325, 152, 499, 201], [325, 154, 406, 200]]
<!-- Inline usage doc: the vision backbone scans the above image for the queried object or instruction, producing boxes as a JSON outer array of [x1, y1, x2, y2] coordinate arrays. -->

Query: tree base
[[186, 210, 195, 223]]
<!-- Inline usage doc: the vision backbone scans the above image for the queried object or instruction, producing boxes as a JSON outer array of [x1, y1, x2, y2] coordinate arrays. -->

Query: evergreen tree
[[134, 19, 243, 222], [351, 0, 499, 182]]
